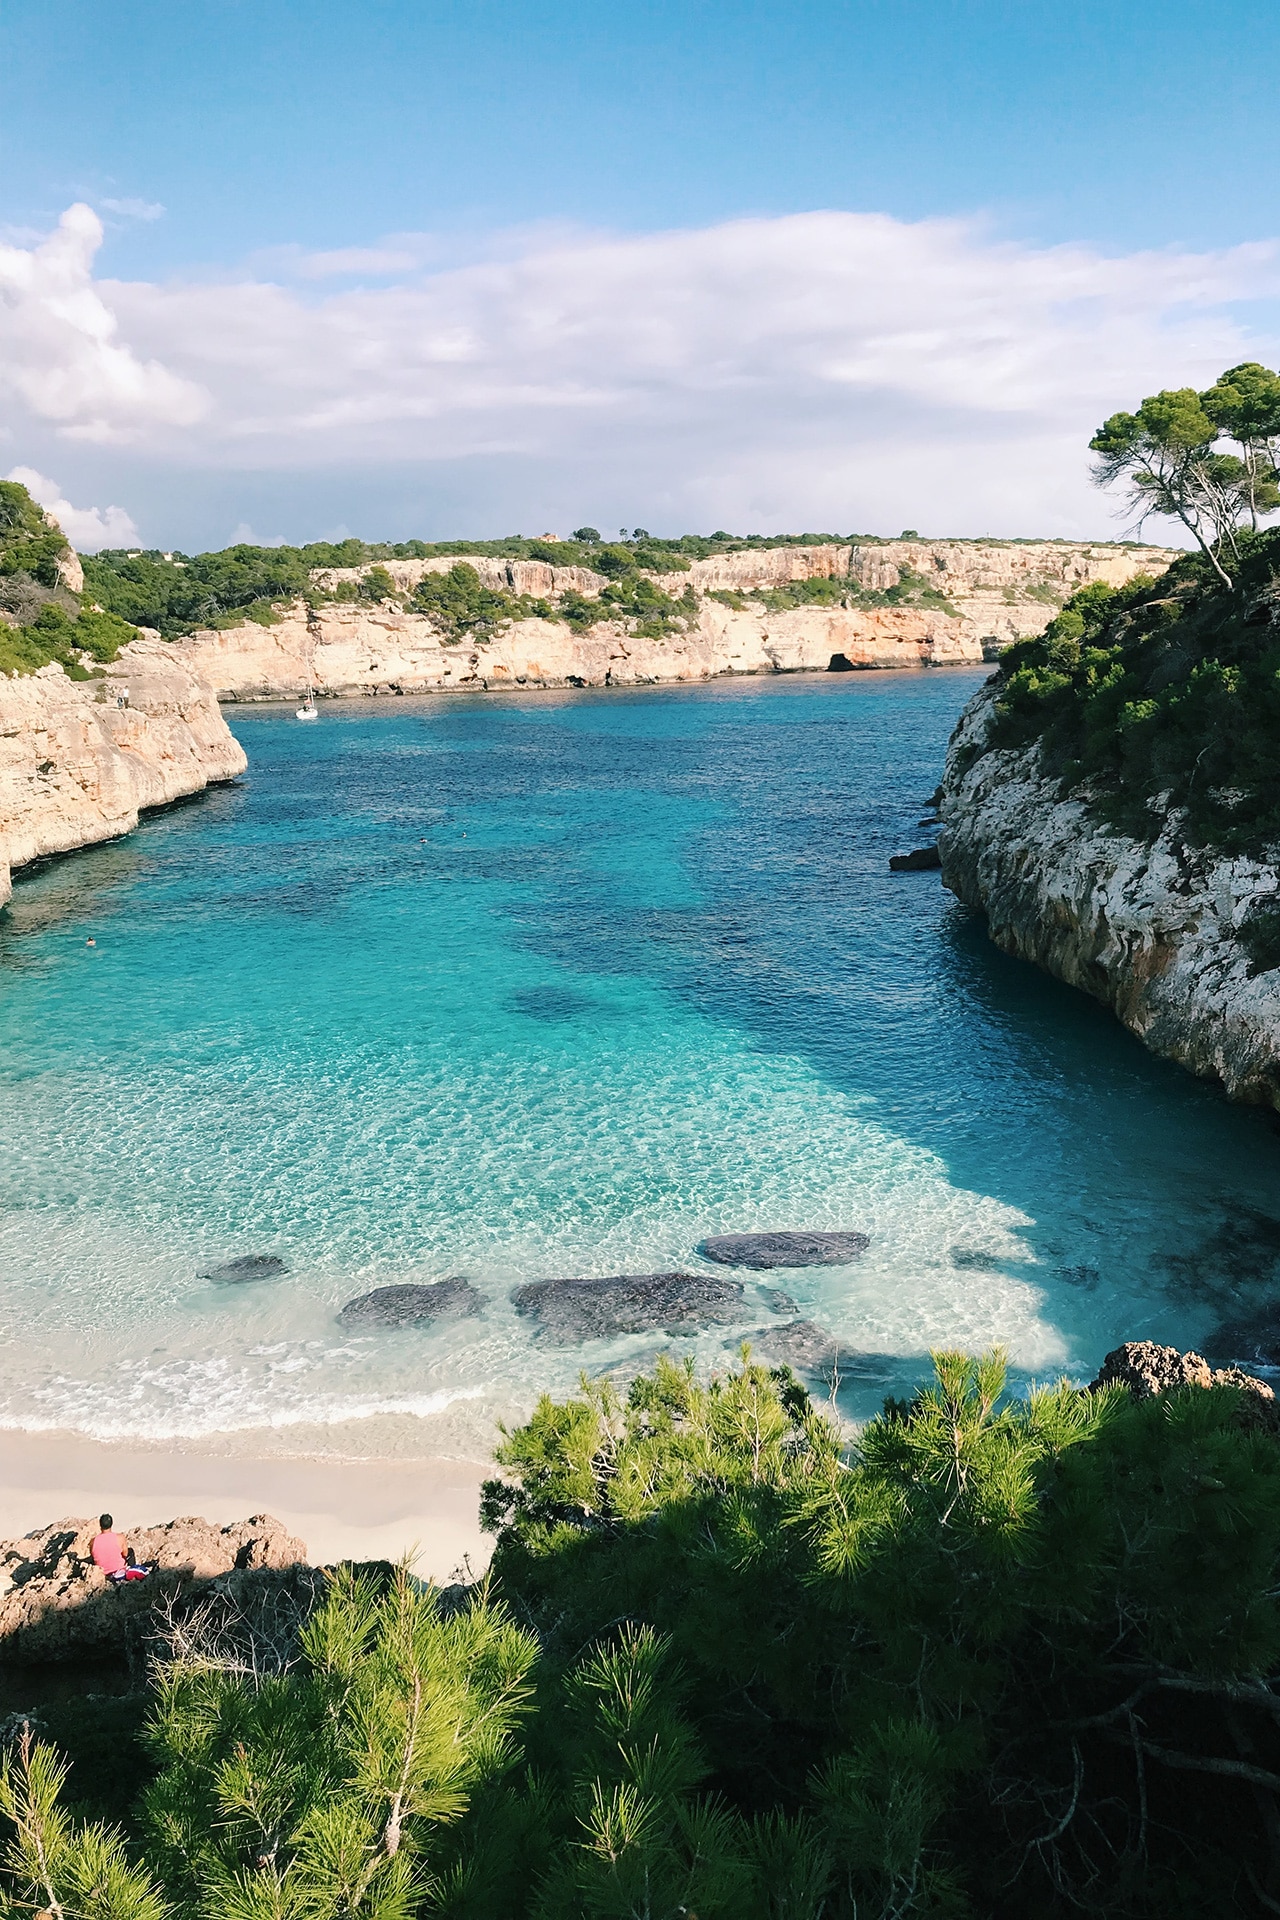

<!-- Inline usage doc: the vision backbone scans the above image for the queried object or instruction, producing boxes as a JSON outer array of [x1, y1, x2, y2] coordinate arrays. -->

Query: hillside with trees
[[981, 364, 1280, 859]]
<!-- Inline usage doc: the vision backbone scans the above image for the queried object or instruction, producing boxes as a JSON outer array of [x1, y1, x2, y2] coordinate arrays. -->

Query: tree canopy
[[1091, 364, 1280, 582], [7, 1351, 1280, 1917]]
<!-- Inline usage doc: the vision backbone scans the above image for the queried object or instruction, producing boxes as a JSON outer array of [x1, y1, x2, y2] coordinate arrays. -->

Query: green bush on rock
[[990, 532, 1280, 852]]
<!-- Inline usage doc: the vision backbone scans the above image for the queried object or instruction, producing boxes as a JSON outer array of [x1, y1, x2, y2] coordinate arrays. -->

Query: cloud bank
[[3, 202, 1280, 543]]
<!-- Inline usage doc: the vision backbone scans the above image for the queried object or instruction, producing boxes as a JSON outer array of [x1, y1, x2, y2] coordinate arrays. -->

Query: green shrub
[[0, 480, 71, 590], [0, 601, 137, 677], [7, 1352, 1280, 1915], [987, 534, 1280, 852], [410, 563, 540, 641]]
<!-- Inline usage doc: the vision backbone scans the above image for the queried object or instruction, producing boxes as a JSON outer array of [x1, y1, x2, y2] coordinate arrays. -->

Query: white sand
[[0, 1426, 495, 1579]]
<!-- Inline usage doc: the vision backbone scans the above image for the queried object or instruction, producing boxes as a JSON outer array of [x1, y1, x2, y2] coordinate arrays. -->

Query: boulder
[[202, 1254, 288, 1284], [338, 1279, 483, 1327], [0, 1514, 308, 1663], [699, 1231, 870, 1270], [1090, 1341, 1276, 1423], [889, 846, 942, 872], [512, 1272, 748, 1342]]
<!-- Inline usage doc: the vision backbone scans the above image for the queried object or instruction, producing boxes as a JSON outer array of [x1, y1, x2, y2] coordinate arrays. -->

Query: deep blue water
[[1, 669, 1278, 1448]]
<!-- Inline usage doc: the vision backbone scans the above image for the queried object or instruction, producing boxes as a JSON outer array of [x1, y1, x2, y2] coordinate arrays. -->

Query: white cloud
[[4, 204, 1280, 536], [5, 466, 139, 551], [227, 521, 285, 546], [296, 246, 421, 279], [99, 197, 166, 223], [0, 204, 206, 443]]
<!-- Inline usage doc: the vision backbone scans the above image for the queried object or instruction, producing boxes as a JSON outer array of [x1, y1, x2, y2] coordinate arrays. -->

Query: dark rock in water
[[338, 1279, 482, 1329], [202, 1255, 288, 1285], [889, 846, 942, 872], [759, 1285, 799, 1314], [699, 1231, 870, 1270], [949, 1246, 1003, 1272], [745, 1320, 899, 1383], [1203, 1312, 1280, 1371], [916, 817, 941, 829], [513, 1272, 745, 1342]]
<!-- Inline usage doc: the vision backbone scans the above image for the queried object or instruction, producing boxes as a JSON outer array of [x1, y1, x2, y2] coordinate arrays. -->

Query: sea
[[2, 668, 1278, 1453]]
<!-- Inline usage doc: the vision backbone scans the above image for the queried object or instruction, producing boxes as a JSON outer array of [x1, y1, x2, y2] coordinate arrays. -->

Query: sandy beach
[[0, 1423, 496, 1579]]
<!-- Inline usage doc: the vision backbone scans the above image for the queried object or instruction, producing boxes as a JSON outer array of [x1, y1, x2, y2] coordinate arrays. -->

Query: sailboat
[[296, 633, 319, 720]]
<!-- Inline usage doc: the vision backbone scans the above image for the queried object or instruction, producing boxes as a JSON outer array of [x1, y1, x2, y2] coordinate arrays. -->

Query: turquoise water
[[2, 670, 1278, 1448]]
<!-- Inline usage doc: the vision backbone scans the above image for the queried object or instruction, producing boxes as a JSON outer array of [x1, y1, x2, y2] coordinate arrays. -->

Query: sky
[[2, 0, 1279, 552]]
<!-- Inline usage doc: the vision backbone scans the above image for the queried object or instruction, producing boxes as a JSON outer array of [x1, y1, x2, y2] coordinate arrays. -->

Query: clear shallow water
[[2, 670, 1279, 1449]]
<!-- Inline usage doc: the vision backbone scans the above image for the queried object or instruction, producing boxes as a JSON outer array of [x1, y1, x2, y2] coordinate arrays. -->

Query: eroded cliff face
[[939, 682, 1280, 1109], [179, 539, 1174, 700], [0, 638, 247, 904]]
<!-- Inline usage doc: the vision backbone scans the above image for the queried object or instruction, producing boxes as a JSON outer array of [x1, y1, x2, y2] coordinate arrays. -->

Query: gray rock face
[[939, 680, 1280, 1110], [699, 1231, 870, 1270], [203, 1255, 288, 1285], [512, 1272, 748, 1342], [338, 1279, 482, 1328]]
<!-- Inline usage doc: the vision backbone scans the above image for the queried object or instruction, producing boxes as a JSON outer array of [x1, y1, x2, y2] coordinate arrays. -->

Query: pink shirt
[[91, 1530, 127, 1574]]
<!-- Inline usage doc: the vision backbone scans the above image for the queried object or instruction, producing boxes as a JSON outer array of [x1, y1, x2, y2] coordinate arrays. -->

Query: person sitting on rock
[[90, 1514, 150, 1583]]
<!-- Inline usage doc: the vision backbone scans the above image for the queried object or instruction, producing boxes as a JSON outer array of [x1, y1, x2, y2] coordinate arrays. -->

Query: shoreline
[[0, 1427, 495, 1579]]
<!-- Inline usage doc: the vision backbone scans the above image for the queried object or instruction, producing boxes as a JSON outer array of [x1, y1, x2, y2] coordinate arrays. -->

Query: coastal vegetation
[[7, 1352, 1280, 1916], [990, 536, 1280, 853], [984, 364, 1280, 858], [0, 481, 138, 676]]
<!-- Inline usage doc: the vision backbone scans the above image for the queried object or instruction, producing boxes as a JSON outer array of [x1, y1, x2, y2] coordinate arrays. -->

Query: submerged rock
[[512, 1272, 747, 1342], [744, 1319, 858, 1374], [202, 1254, 288, 1284], [0, 1515, 309, 1664], [889, 846, 941, 872], [699, 1231, 870, 1270], [338, 1279, 482, 1328]]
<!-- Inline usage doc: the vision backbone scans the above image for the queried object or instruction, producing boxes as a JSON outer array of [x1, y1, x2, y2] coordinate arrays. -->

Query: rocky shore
[[939, 678, 1280, 1110], [175, 539, 1172, 700], [0, 637, 247, 905], [0, 1513, 308, 1664]]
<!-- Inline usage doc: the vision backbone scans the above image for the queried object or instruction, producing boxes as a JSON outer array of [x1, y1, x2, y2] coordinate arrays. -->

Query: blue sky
[[2, 1, 1279, 550]]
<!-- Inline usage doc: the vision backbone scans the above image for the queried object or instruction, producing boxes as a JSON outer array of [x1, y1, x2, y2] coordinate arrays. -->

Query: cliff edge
[[0, 638, 248, 905], [173, 539, 1173, 700], [939, 542, 1280, 1109]]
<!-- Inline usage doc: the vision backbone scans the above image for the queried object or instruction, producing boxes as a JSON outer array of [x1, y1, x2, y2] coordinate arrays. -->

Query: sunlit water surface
[[2, 671, 1278, 1451]]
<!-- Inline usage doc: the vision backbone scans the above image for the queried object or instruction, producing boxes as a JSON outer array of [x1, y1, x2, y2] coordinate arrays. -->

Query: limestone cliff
[[938, 680, 1280, 1110], [179, 539, 1173, 700], [0, 639, 248, 905]]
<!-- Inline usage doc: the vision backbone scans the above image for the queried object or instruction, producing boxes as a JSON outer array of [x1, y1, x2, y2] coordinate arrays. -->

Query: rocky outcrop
[[172, 541, 1174, 701], [0, 1514, 307, 1662], [1090, 1343, 1278, 1424], [0, 638, 247, 905], [939, 681, 1280, 1109]]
